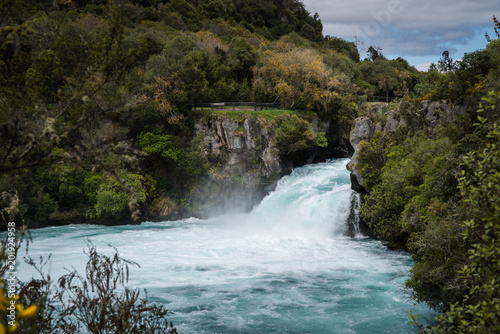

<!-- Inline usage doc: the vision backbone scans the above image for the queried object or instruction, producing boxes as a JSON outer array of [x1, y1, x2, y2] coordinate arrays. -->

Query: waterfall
[[347, 191, 364, 238], [17, 159, 436, 333]]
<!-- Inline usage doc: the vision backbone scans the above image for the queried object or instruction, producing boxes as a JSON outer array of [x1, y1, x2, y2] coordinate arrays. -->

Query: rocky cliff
[[195, 116, 284, 179], [189, 113, 329, 217]]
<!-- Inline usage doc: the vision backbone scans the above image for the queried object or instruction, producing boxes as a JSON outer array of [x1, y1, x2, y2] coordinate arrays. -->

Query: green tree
[[299, 23, 316, 41], [203, 0, 234, 19], [85, 171, 148, 220], [437, 50, 457, 73], [358, 58, 417, 100], [0, 6, 160, 174], [324, 36, 360, 62], [366, 45, 384, 61], [137, 130, 182, 161], [359, 135, 453, 241], [228, 37, 258, 83]]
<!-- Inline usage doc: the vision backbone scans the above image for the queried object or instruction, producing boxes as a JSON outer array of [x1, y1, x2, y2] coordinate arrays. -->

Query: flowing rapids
[[19, 159, 435, 333]]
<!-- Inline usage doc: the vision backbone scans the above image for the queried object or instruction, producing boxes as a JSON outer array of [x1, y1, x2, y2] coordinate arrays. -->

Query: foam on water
[[18, 159, 436, 333]]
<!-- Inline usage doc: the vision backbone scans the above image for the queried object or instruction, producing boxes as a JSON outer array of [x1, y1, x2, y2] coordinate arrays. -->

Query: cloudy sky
[[302, 0, 499, 70]]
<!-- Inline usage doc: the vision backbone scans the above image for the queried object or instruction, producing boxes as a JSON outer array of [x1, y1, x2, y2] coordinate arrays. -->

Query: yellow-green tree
[[253, 43, 338, 111]]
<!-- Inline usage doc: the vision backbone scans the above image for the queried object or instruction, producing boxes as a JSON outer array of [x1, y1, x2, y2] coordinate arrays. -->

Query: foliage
[[357, 91, 500, 332], [275, 115, 326, 155], [401, 135, 475, 309], [89, 172, 147, 220], [253, 44, 338, 112], [355, 131, 386, 190], [359, 134, 453, 240], [228, 36, 258, 82], [366, 46, 385, 61], [19, 241, 177, 333], [358, 58, 418, 99], [324, 36, 360, 62], [406, 205, 468, 312], [322, 51, 360, 82], [137, 131, 182, 161], [177, 135, 210, 185], [0, 4, 160, 218], [437, 51, 457, 73], [427, 92, 500, 332], [415, 37, 500, 104], [315, 132, 328, 148], [229, 0, 323, 41]]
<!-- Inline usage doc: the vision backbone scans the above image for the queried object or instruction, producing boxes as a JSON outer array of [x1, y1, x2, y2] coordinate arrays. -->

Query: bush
[[356, 131, 386, 191], [85, 171, 147, 220], [18, 241, 177, 333], [275, 115, 326, 155], [405, 206, 468, 311], [405, 92, 500, 332]]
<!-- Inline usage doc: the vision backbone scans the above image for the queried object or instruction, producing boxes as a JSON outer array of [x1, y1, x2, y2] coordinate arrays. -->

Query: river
[[18, 159, 435, 333]]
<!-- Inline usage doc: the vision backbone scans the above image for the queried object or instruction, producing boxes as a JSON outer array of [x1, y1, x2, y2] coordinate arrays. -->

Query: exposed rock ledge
[[190, 113, 328, 217]]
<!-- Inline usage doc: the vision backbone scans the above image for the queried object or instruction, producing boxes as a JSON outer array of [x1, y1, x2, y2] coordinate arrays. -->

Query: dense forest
[[1, 0, 500, 332], [0, 0, 420, 225]]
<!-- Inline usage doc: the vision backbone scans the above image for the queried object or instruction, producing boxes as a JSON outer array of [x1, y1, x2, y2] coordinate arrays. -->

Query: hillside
[[0, 0, 364, 225]]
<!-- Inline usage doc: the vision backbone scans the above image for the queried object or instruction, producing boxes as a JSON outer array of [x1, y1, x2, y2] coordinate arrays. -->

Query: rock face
[[192, 114, 326, 217], [346, 117, 374, 193], [194, 116, 284, 179], [422, 100, 466, 128]]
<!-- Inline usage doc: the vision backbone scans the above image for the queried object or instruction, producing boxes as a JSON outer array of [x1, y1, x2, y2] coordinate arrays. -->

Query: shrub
[[18, 241, 177, 333], [359, 134, 453, 240], [275, 114, 326, 155], [85, 171, 147, 220], [356, 131, 386, 191]]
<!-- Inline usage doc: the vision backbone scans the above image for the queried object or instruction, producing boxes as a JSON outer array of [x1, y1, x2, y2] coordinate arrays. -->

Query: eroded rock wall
[[195, 116, 284, 179], [191, 113, 327, 217]]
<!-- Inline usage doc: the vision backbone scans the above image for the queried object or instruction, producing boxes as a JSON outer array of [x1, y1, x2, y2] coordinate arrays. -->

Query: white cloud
[[414, 62, 432, 72], [302, 0, 498, 58]]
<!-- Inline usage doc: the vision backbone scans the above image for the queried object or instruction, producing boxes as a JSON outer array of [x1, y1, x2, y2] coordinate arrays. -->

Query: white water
[[19, 159, 435, 333]]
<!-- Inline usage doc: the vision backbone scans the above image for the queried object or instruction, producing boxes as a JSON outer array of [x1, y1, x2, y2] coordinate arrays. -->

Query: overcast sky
[[302, 0, 499, 70]]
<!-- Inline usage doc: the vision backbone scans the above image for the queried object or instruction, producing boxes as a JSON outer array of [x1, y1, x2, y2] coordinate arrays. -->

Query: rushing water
[[19, 159, 435, 333]]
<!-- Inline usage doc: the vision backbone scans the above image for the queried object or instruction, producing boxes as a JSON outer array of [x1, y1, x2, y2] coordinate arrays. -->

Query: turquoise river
[[18, 159, 436, 333]]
